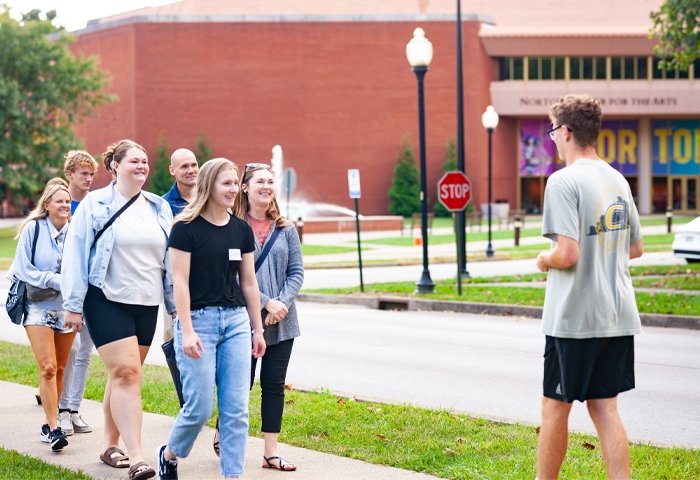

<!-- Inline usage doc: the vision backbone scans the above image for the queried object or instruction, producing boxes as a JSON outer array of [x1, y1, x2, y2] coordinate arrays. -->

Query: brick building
[[70, 0, 698, 216]]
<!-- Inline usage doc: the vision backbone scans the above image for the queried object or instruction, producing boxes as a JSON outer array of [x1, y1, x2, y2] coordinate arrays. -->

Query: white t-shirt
[[541, 158, 642, 339], [103, 193, 166, 306]]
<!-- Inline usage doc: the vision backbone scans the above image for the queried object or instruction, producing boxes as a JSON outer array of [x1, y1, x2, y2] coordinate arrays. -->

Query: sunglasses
[[244, 163, 271, 172]]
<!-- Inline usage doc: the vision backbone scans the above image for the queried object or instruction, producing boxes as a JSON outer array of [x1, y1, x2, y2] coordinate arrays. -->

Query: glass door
[[668, 176, 699, 213]]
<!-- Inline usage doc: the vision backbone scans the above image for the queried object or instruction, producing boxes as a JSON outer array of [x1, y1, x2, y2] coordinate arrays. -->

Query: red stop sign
[[437, 171, 472, 211]]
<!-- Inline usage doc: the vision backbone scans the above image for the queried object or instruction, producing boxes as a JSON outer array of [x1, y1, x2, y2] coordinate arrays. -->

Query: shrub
[[148, 136, 172, 195], [388, 140, 420, 217]]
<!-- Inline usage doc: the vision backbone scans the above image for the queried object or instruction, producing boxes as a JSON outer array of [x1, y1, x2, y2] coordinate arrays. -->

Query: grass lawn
[[0, 227, 17, 269], [365, 227, 543, 247], [309, 264, 700, 316], [0, 341, 697, 479], [0, 448, 93, 480], [302, 244, 361, 256]]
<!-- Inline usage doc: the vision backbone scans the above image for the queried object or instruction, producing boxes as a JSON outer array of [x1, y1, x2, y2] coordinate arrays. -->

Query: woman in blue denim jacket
[[11, 180, 74, 452], [62, 139, 174, 480]]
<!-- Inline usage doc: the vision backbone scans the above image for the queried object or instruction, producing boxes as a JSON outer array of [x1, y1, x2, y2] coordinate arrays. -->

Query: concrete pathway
[[0, 381, 439, 480]]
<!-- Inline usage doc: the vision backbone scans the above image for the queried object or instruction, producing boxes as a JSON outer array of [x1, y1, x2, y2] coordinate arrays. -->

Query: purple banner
[[519, 120, 562, 176], [519, 120, 639, 176]]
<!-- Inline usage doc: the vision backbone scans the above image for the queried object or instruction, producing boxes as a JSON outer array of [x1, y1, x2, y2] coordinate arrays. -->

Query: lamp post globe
[[481, 105, 499, 258], [406, 28, 434, 294]]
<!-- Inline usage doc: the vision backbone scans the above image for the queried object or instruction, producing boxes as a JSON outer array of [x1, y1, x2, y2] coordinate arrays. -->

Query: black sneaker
[[40, 424, 50, 443], [49, 427, 68, 451], [157, 444, 178, 479]]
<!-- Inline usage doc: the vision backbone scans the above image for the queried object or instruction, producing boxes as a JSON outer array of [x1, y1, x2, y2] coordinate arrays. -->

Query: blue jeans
[[168, 306, 252, 477]]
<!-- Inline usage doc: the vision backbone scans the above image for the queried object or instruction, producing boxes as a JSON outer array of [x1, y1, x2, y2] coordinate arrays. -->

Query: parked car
[[672, 216, 700, 263]]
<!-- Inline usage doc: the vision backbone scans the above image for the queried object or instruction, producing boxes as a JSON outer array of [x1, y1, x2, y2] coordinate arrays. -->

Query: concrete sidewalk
[[0, 381, 440, 480]]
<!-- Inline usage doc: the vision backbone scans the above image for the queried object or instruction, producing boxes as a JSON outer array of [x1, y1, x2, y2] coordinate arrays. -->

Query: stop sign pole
[[437, 171, 472, 295]]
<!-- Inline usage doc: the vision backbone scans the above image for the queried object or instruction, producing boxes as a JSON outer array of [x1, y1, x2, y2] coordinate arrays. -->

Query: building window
[[624, 57, 635, 79], [512, 57, 524, 80], [528, 57, 539, 80], [554, 57, 565, 79], [594, 57, 606, 79], [498, 56, 697, 81], [611, 57, 622, 79]]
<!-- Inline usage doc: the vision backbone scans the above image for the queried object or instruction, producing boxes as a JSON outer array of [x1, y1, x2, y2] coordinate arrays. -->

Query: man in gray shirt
[[535, 94, 643, 480]]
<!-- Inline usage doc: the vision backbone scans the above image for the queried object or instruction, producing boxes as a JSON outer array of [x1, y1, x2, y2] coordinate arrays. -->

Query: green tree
[[148, 136, 172, 195], [0, 7, 112, 203], [194, 134, 212, 162], [650, 0, 700, 71], [388, 140, 420, 217], [434, 138, 458, 217]]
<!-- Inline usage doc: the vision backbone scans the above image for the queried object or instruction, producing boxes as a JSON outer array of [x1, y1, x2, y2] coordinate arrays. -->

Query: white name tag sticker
[[228, 249, 242, 261]]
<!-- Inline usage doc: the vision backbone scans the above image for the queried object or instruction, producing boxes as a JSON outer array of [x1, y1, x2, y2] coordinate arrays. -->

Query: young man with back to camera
[[535, 94, 643, 480]]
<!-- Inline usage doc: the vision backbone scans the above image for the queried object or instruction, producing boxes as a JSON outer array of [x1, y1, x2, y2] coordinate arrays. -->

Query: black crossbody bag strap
[[92, 192, 141, 248], [30, 221, 39, 265], [255, 227, 282, 273]]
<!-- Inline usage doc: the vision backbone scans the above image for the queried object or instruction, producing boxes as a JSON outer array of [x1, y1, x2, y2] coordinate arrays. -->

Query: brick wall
[[72, 20, 516, 214]]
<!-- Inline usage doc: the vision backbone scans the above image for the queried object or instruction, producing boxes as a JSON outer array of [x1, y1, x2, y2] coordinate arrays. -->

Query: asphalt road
[[287, 302, 700, 449]]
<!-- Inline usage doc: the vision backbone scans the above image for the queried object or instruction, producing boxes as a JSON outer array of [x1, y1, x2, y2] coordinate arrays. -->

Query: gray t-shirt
[[541, 158, 642, 339]]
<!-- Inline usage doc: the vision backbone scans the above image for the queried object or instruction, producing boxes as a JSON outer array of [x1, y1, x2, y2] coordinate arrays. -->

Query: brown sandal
[[128, 461, 155, 480], [99, 447, 129, 468], [263, 456, 297, 471]]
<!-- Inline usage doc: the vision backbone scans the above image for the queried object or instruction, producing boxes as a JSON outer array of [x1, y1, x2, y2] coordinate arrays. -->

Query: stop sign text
[[437, 171, 472, 211]]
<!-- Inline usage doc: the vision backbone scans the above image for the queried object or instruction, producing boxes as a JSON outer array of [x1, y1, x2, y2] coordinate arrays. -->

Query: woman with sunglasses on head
[[62, 139, 175, 480], [232, 162, 304, 472], [10, 179, 74, 452], [157, 158, 265, 480]]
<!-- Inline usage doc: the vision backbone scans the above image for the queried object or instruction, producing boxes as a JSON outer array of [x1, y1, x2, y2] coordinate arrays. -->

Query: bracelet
[[252, 328, 265, 334]]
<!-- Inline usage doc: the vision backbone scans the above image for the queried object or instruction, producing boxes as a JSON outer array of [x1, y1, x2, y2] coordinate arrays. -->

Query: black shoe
[[49, 427, 68, 451], [157, 444, 178, 479], [40, 424, 50, 443]]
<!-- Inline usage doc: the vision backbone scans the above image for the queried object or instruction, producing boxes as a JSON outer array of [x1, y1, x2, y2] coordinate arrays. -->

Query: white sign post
[[347, 169, 361, 199], [347, 169, 364, 291]]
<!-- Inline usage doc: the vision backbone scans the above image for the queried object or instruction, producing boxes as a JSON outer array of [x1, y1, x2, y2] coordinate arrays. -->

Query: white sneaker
[[70, 412, 92, 433], [58, 411, 73, 436]]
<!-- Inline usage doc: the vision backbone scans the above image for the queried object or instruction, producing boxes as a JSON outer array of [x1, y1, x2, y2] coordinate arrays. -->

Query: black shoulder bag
[[5, 222, 40, 324], [255, 227, 282, 272]]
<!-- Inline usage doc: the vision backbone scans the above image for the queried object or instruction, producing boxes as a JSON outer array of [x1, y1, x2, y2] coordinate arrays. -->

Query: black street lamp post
[[481, 105, 499, 258], [406, 28, 435, 294], [455, 0, 469, 276]]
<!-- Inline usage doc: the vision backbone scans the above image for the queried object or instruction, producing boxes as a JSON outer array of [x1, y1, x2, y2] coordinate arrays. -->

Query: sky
[[4, 1, 175, 31]]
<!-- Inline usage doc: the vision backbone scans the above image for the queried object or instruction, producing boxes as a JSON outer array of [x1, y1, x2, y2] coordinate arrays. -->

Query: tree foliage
[[388, 140, 420, 217], [148, 136, 172, 195], [0, 7, 112, 204], [649, 0, 700, 71], [194, 133, 212, 162]]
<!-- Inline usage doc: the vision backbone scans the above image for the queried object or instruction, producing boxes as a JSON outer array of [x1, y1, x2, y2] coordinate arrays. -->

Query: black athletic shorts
[[83, 284, 159, 349], [543, 335, 635, 403]]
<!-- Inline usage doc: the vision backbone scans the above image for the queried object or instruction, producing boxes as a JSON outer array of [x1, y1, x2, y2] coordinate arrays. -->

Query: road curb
[[297, 294, 700, 330]]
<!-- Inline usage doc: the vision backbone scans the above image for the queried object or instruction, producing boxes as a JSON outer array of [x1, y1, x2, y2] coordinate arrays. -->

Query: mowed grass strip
[[309, 263, 700, 316], [0, 341, 697, 479], [0, 448, 93, 480]]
